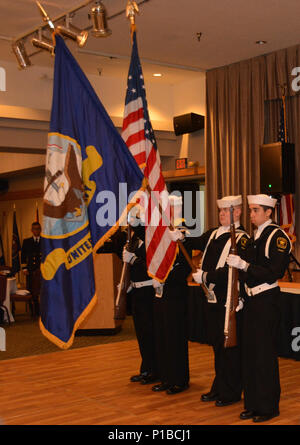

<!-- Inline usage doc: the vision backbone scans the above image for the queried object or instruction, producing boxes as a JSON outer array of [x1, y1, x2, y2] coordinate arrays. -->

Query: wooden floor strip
[[0, 340, 299, 425]]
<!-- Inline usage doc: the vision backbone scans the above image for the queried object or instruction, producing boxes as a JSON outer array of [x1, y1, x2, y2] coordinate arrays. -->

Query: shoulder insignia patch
[[277, 237, 288, 250], [240, 237, 248, 249]]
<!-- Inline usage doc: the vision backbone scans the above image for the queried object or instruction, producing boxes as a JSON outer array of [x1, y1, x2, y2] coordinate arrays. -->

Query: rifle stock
[[224, 206, 239, 348]]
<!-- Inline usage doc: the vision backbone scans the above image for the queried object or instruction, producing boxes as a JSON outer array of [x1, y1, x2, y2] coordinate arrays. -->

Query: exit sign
[[175, 158, 188, 169]]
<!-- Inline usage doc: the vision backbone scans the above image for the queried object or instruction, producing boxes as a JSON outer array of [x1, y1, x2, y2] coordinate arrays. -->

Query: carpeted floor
[[0, 306, 136, 360]]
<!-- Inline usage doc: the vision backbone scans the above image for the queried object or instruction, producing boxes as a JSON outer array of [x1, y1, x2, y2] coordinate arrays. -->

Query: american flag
[[278, 100, 287, 143], [280, 194, 296, 244], [122, 32, 177, 282]]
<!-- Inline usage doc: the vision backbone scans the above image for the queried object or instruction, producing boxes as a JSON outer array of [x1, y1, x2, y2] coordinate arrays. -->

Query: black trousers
[[205, 302, 242, 401], [131, 286, 157, 375], [153, 285, 189, 386], [242, 289, 281, 414]]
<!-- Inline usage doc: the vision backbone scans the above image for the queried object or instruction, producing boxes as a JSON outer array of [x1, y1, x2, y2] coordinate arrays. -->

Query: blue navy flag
[[11, 210, 21, 274], [40, 35, 144, 349]]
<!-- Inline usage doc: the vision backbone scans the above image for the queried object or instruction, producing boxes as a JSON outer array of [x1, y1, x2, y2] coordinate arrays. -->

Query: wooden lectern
[[77, 253, 124, 335]]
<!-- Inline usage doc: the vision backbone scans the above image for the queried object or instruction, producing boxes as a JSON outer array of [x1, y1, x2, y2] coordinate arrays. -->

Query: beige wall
[[0, 58, 206, 172]]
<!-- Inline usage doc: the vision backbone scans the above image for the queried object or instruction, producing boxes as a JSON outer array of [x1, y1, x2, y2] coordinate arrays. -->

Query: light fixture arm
[[14, 0, 150, 44]]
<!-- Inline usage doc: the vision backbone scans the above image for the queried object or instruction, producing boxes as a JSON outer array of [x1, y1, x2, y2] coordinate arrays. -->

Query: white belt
[[245, 281, 278, 296], [132, 279, 153, 288]]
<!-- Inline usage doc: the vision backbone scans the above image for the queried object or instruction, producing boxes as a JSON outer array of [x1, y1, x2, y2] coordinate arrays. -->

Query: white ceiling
[[0, 0, 300, 84]]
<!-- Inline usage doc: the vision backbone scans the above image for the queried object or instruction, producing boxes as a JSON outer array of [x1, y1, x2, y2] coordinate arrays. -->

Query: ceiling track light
[[91, 1, 112, 37], [57, 23, 89, 48], [12, 40, 32, 69], [32, 36, 55, 56], [12, 0, 150, 68]]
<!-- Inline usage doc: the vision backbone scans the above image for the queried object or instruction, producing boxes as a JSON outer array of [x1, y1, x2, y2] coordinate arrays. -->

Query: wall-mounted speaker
[[260, 142, 295, 194], [173, 112, 204, 136], [0, 179, 8, 194]]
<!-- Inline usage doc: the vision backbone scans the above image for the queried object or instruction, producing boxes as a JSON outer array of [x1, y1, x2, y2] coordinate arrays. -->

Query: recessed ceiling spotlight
[[153, 73, 162, 77], [256, 40, 267, 45]]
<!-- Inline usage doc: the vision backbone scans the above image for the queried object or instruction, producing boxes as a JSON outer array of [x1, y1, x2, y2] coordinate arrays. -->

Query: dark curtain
[[205, 44, 300, 253]]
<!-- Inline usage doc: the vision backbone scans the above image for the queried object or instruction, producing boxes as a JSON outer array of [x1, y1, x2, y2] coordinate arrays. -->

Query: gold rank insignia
[[277, 237, 288, 250], [241, 237, 248, 249]]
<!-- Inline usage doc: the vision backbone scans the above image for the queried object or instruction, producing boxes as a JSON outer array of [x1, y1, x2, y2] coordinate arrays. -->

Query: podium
[[77, 253, 124, 335]]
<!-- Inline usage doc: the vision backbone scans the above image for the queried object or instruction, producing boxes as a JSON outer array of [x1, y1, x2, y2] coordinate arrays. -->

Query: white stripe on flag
[[123, 97, 143, 119]]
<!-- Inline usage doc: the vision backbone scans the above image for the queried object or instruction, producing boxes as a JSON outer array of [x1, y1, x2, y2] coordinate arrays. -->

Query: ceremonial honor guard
[[151, 196, 191, 394], [21, 221, 42, 316], [122, 209, 159, 385], [227, 194, 292, 422], [191, 195, 249, 406]]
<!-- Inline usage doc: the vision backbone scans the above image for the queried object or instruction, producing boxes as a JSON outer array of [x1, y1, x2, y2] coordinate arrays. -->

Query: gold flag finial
[[36, 1, 55, 30], [126, 0, 139, 37]]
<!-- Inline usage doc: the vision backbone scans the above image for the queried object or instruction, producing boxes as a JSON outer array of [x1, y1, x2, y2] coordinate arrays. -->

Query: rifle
[[114, 226, 139, 320], [224, 206, 239, 348]]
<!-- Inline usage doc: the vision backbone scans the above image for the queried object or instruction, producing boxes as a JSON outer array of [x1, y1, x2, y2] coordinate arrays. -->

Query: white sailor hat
[[128, 203, 145, 224], [168, 195, 183, 226], [216, 195, 242, 209], [168, 195, 183, 206], [247, 194, 277, 208]]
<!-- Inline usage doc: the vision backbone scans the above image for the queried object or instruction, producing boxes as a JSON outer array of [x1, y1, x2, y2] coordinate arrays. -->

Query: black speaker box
[[0, 179, 8, 193], [173, 113, 204, 136], [260, 142, 295, 194]]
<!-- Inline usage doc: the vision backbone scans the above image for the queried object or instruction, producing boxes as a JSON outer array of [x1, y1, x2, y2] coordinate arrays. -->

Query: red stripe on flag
[[155, 240, 177, 277], [125, 129, 145, 148], [134, 151, 146, 167], [122, 107, 144, 132], [144, 147, 157, 180], [146, 224, 167, 265], [285, 195, 292, 224]]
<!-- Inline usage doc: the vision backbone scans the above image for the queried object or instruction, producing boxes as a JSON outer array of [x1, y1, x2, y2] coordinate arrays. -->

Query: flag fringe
[[147, 243, 179, 283], [39, 291, 97, 350]]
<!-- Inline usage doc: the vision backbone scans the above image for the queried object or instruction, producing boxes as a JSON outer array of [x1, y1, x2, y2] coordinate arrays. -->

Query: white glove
[[226, 254, 248, 271], [152, 279, 163, 288], [122, 248, 136, 264], [152, 279, 164, 298], [167, 228, 184, 242], [236, 298, 244, 312], [192, 269, 204, 284]]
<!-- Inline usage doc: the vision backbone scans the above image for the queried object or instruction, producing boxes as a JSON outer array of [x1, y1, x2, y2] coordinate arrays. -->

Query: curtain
[[205, 44, 300, 257]]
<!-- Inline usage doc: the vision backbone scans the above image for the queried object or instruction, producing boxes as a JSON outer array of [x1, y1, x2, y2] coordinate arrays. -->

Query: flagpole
[[280, 84, 288, 143]]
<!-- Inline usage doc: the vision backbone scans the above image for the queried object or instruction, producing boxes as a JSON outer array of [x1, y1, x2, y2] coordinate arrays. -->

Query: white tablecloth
[[3, 277, 17, 322]]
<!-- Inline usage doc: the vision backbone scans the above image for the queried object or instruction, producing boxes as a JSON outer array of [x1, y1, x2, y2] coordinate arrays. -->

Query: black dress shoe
[[201, 391, 219, 402], [152, 383, 171, 392], [130, 373, 149, 382], [252, 412, 279, 423], [140, 375, 160, 385], [215, 398, 241, 407], [240, 410, 255, 420], [166, 384, 189, 395]]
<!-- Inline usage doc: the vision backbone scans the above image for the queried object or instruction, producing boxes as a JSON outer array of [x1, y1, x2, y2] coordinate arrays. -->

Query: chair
[[0, 274, 10, 325], [10, 290, 34, 318]]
